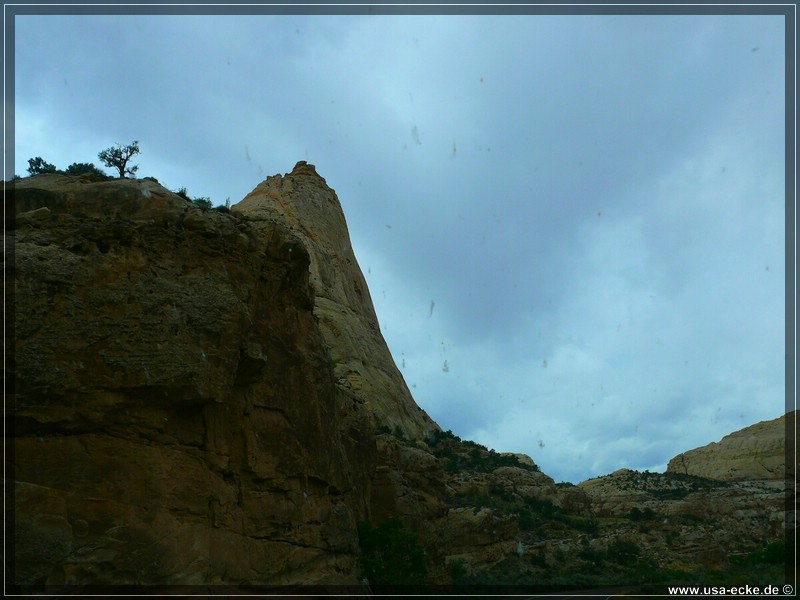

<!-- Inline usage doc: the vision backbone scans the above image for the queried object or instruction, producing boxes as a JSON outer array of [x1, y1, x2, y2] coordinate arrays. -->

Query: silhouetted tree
[[98, 141, 140, 178], [26, 157, 57, 175]]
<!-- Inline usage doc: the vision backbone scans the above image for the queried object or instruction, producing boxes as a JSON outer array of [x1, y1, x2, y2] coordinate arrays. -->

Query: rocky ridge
[[8, 166, 793, 591], [667, 412, 792, 482]]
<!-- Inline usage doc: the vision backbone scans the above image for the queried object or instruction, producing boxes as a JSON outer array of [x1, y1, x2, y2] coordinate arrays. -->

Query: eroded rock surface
[[233, 162, 438, 441], [11, 173, 376, 587], [666, 412, 790, 482], [578, 469, 786, 569]]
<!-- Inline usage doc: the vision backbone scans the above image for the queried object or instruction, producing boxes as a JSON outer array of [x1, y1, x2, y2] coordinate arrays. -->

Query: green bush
[[374, 418, 392, 435], [357, 517, 428, 587], [192, 197, 213, 211], [628, 507, 657, 521], [64, 162, 106, 176], [26, 157, 57, 175], [730, 539, 785, 566], [607, 538, 641, 566], [425, 429, 539, 474], [517, 508, 537, 532]]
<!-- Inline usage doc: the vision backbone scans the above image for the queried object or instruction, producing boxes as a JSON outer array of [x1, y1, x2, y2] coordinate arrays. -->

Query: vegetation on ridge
[[424, 428, 541, 474], [97, 140, 140, 178], [22, 143, 231, 212]]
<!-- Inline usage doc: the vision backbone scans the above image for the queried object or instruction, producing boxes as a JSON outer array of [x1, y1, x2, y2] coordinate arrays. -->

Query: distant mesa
[[666, 411, 790, 482]]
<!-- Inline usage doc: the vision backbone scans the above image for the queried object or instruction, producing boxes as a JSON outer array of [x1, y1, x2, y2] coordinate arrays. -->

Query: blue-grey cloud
[[14, 12, 787, 482]]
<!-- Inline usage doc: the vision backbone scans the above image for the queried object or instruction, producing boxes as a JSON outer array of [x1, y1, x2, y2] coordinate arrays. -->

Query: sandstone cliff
[[666, 411, 791, 482], [11, 171, 378, 587], [232, 162, 438, 441], [8, 167, 791, 592]]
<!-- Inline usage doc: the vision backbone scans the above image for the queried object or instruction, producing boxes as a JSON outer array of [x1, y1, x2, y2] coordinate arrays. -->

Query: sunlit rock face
[[666, 412, 790, 482], [10, 172, 377, 587], [233, 161, 439, 441]]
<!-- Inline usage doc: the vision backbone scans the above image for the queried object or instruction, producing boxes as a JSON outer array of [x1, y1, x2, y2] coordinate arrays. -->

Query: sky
[[11, 6, 790, 484]]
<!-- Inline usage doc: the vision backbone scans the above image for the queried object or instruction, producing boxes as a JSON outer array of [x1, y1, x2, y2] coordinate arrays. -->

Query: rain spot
[[429, 300, 435, 317], [542, 359, 548, 368], [442, 360, 449, 373], [411, 125, 422, 145]]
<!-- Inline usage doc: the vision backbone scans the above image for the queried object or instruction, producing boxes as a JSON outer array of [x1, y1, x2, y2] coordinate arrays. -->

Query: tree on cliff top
[[98, 141, 140, 178], [26, 157, 58, 175], [64, 162, 106, 176]]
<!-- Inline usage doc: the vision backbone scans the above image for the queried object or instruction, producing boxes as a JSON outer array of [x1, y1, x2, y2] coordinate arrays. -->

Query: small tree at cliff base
[[98, 141, 140, 178], [357, 517, 428, 588]]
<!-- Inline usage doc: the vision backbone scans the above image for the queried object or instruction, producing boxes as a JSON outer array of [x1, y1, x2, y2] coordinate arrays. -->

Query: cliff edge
[[666, 412, 791, 482]]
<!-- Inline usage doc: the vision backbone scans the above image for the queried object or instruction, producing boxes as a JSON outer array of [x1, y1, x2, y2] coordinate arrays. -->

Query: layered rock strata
[[11, 172, 376, 587], [666, 412, 791, 482]]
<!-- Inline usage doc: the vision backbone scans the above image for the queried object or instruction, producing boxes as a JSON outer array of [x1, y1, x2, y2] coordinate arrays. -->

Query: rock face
[[9, 167, 791, 591], [232, 162, 438, 441], [578, 414, 793, 573], [578, 469, 786, 569], [666, 412, 790, 481], [11, 172, 377, 587]]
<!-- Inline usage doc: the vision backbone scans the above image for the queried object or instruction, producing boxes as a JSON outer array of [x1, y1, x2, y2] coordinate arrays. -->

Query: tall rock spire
[[233, 161, 439, 440]]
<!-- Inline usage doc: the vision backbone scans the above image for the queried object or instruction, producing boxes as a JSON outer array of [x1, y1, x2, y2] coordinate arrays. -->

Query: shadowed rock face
[[10, 172, 377, 587], [233, 161, 439, 441]]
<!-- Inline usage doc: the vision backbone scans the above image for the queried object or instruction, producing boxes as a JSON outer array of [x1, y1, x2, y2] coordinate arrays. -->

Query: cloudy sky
[[13, 7, 788, 483]]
